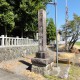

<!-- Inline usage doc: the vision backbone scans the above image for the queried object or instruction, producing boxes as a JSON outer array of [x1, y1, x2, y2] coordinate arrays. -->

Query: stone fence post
[[1, 35, 4, 46], [26, 37, 28, 44], [36, 33, 38, 40], [16, 36, 19, 45]]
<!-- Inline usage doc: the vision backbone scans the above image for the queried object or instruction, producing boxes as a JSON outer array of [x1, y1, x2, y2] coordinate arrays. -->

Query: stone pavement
[[0, 69, 30, 80], [51, 63, 70, 79], [58, 63, 70, 79]]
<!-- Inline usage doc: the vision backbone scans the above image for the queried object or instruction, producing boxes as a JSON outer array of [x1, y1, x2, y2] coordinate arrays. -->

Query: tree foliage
[[61, 14, 80, 51], [47, 18, 56, 44], [0, 0, 15, 35], [0, 0, 52, 37]]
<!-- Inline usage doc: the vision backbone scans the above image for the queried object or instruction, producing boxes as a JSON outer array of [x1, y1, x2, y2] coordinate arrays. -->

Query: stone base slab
[[32, 62, 54, 75], [31, 57, 54, 66], [32, 62, 61, 76], [52, 67, 61, 76]]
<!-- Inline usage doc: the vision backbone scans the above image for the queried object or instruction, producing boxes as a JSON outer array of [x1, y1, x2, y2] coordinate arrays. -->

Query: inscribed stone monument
[[38, 9, 46, 52], [36, 9, 48, 58], [31, 9, 54, 75]]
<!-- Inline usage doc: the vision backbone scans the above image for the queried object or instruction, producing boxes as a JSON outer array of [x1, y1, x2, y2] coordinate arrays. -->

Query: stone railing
[[0, 35, 38, 47]]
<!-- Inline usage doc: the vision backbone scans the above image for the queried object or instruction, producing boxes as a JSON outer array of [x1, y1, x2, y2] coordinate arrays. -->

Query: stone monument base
[[32, 60, 60, 76], [31, 59, 54, 75], [31, 50, 60, 76], [31, 57, 57, 76]]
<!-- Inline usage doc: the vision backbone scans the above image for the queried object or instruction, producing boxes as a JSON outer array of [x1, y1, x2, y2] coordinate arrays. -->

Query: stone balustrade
[[0, 35, 38, 47]]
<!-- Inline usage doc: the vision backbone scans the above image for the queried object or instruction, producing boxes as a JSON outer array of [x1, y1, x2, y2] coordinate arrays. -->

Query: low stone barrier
[[0, 45, 38, 61]]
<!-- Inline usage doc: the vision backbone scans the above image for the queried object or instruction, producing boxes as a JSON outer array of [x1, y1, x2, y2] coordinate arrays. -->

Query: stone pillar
[[36, 9, 48, 59], [31, 9, 54, 75], [38, 9, 46, 52]]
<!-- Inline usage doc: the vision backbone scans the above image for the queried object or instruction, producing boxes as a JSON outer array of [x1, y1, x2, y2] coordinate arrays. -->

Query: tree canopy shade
[[61, 14, 80, 51], [0, 0, 52, 37], [47, 18, 56, 44]]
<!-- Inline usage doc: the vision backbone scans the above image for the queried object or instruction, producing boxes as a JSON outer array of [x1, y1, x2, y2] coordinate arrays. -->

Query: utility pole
[[54, 0, 58, 67], [48, 0, 58, 67], [65, 0, 68, 51]]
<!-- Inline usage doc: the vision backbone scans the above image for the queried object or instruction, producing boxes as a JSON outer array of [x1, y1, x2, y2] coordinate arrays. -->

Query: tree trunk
[[5, 27, 7, 37], [68, 35, 78, 51]]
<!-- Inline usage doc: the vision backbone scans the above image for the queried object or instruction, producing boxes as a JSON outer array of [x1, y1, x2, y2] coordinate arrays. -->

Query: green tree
[[0, 0, 15, 36], [47, 18, 56, 44], [61, 14, 80, 51], [8, 0, 52, 38], [0, 0, 52, 37]]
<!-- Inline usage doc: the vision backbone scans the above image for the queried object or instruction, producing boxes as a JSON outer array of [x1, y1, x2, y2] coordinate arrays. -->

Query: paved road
[[0, 69, 30, 80]]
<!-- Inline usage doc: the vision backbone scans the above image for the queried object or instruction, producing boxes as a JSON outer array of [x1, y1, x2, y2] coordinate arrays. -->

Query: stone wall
[[0, 45, 38, 61]]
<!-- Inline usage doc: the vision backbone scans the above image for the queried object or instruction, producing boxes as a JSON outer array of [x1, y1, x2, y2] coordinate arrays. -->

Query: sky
[[46, 0, 80, 29]]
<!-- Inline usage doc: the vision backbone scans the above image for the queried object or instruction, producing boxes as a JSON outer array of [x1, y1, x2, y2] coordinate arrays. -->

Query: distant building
[[57, 32, 61, 42], [60, 34, 80, 42]]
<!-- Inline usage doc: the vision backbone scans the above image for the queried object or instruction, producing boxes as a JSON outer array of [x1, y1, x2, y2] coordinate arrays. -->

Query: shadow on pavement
[[19, 60, 32, 71]]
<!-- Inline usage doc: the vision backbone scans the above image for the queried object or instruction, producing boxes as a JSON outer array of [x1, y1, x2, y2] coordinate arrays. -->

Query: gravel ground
[[0, 54, 46, 80], [0, 46, 80, 80]]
